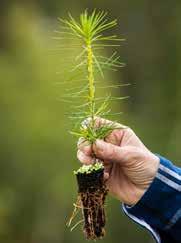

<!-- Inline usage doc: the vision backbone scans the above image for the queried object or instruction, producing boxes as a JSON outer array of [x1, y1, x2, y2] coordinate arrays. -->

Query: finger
[[77, 137, 92, 156], [93, 139, 125, 163], [77, 150, 94, 164], [105, 129, 125, 146]]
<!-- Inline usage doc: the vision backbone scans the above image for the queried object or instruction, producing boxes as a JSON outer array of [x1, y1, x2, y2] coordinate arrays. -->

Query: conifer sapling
[[55, 10, 126, 239]]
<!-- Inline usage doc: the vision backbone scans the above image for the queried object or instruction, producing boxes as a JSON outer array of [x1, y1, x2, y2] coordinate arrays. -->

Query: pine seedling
[[55, 10, 127, 239]]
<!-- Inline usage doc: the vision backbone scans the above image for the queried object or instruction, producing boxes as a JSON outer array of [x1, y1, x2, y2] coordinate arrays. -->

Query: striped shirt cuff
[[122, 155, 181, 242]]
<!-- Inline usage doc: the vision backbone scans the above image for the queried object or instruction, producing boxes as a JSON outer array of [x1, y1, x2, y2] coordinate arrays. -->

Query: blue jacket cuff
[[122, 155, 181, 242]]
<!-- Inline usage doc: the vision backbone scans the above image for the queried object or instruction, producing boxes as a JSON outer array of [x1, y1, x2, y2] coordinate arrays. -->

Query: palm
[[106, 150, 151, 204]]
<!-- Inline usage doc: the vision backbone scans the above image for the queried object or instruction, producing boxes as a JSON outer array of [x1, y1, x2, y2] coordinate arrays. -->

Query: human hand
[[77, 118, 159, 205]]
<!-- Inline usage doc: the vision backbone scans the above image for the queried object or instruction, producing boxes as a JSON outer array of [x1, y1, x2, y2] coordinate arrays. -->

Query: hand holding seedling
[[78, 117, 159, 205]]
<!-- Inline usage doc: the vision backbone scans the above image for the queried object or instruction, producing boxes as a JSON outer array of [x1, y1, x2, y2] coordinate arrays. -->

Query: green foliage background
[[0, 1, 181, 243]]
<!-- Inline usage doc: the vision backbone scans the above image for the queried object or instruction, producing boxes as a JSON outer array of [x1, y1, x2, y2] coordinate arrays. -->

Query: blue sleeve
[[122, 155, 181, 243]]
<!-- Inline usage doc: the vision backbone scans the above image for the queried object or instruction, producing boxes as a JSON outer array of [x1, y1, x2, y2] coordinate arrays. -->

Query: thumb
[[93, 139, 125, 163]]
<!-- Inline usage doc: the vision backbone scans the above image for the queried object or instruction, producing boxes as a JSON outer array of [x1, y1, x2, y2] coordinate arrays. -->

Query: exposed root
[[66, 197, 81, 227], [71, 219, 84, 232], [80, 186, 108, 239], [67, 168, 108, 240]]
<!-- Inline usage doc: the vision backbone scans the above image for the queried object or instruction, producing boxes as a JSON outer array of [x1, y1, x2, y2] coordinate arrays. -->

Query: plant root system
[[76, 168, 108, 240]]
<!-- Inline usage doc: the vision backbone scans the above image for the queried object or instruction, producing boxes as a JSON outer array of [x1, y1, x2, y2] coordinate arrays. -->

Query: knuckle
[[77, 139, 91, 154], [106, 145, 116, 161]]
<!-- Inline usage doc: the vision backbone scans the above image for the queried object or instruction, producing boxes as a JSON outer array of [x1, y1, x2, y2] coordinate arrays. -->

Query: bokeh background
[[1, 1, 181, 243]]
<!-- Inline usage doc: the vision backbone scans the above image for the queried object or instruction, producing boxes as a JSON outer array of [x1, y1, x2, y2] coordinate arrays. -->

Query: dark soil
[[76, 169, 108, 240]]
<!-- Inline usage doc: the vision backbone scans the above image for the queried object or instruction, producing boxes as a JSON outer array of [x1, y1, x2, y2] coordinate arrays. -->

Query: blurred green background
[[1, 1, 181, 243]]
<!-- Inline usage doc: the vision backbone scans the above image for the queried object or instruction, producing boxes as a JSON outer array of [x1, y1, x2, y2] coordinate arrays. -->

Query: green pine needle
[[57, 10, 126, 145]]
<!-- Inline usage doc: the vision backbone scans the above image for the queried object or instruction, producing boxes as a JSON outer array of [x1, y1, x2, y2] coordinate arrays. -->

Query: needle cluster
[[57, 10, 126, 144]]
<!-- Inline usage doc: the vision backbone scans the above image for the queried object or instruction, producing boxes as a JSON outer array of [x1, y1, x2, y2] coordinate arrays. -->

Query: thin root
[[71, 219, 84, 231]]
